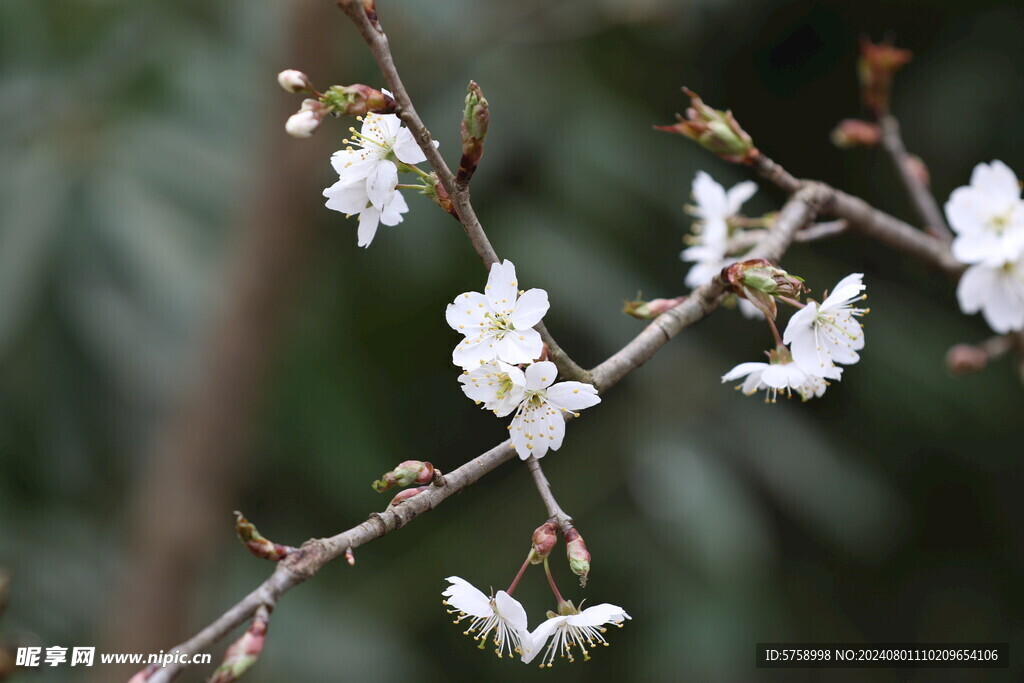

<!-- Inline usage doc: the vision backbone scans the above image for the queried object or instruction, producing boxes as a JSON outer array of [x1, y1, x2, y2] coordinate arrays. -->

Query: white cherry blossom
[[945, 161, 1024, 266], [458, 361, 527, 416], [446, 260, 550, 368], [722, 350, 834, 402], [331, 112, 431, 210], [442, 577, 529, 659], [505, 361, 600, 459], [322, 177, 408, 248], [521, 603, 630, 667], [783, 273, 867, 379], [956, 257, 1024, 333]]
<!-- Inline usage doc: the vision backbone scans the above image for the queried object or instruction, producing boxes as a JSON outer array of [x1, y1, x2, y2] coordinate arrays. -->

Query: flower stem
[[402, 163, 431, 180], [766, 314, 785, 347], [506, 554, 532, 596], [542, 558, 565, 605], [396, 183, 427, 190], [777, 295, 805, 309]]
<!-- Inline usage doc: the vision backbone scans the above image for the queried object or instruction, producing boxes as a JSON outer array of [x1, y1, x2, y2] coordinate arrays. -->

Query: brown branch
[[879, 114, 952, 241], [525, 456, 573, 535], [794, 219, 848, 243], [335, 0, 593, 384]]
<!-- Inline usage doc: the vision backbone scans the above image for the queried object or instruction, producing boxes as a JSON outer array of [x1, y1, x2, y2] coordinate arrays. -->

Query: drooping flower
[[945, 161, 1024, 266], [956, 257, 1024, 333], [446, 260, 550, 368], [505, 361, 600, 459], [458, 361, 527, 416], [722, 347, 834, 402], [521, 602, 630, 667], [322, 177, 409, 248], [331, 112, 430, 205], [442, 577, 529, 659], [783, 273, 867, 379]]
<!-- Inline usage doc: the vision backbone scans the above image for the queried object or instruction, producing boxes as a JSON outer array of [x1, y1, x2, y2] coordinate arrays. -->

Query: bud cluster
[[656, 88, 758, 164]]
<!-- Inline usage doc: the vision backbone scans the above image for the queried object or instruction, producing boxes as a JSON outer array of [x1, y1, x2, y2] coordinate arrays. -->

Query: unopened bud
[[423, 173, 457, 217], [372, 460, 434, 492], [209, 606, 271, 683], [831, 119, 881, 148], [723, 258, 806, 320], [321, 84, 397, 116], [285, 99, 327, 138], [277, 69, 312, 94], [858, 37, 912, 116], [390, 486, 429, 506], [623, 296, 687, 320], [946, 344, 988, 376], [234, 511, 296, 562], [457, 81, 490, 185], [529, 521, 558, 564], [564, 528, 591, 587], [655, 88, 758, 164]]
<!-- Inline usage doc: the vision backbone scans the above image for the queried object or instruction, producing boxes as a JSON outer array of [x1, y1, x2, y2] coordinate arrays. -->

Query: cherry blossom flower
[[442, 577, 529, 659], [505, 361, 600, 459], [956, 257, 1024, 333], [458, 361, 527, 416], [446, 260, 550, 368], [722, 347, 835, 402], [945, 161, 1024, 266], [322, 178, 409, 248], [331, 112, 431, 208], [520, 602, 630, 667], [783, 273, 867, 379]]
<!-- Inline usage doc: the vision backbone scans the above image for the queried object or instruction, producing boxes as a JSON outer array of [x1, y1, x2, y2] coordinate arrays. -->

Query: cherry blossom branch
[[794, 219, 848, 243], [525, 456, 574, 534], [335, 0, 592, 385], [751, 155, 965, 279], [879, 114, 951, 240]]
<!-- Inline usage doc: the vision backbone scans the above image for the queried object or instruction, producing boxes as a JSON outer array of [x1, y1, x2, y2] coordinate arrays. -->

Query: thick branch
[[879, 115, 951, 240]]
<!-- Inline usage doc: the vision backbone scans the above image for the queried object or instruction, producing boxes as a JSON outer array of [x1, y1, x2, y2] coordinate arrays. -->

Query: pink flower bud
[[723, 259, 806, 320], [285, 107, 321, 138], [277, 69, 312, 94], [564, 528, 591, 587], [373, 460, 434, 492], [830, 119, 881, 148], [622, 296, 687, 320], [234, 511, 296, 562], [529, 521, 558, 564], [946, 344, 988, 376], [390, 486, 429, 506], [321, 84, 397, 116], [209, 606, 270, 683], [655, 88, 758, 164]]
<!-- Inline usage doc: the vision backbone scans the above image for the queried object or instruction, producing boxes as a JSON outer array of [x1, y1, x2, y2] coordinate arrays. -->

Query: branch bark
[[879, 114, 952, 240]]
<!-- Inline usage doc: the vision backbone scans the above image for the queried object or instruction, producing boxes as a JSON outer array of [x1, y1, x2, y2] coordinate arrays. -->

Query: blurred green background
[[1, 0, 1022, 681]]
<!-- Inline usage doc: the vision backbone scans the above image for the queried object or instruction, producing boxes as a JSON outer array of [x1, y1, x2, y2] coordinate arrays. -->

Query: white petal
[[956, 264, 994, 315], [510, 288, 550, 329], [485, 260, 520, 315], [494, 329, 543, 365], [356, 207, 381, 248], [446, 291, 490, 333], [493, 591, 529, 633], [525, 361, 558, 391], [972, 160, 1021, 201], [521, 616, 566, 664], [393, 127, 428, 165], [378, 190, 408, 226], [323, 179, 370, 215], [725, 180, 757, 216], [692, 171, 728, 220], [452, 336, 493, 369], [568, 603, 631, 627], [442, 577, 492, 618], [366, 161, 399, 209], [721, 361, 768, 382], [546, 381, 600, 411]]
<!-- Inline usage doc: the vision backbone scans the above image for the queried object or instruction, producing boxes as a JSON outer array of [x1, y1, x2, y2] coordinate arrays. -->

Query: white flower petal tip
[[524, 603, 631, 667], [723, 349, 832, 403], [442, 578, 529, 659], [946, 160, 1024, 266], [783, 273, 868, 379]]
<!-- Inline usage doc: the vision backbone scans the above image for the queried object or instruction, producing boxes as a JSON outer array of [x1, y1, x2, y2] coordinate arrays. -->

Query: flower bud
[[946, 344, 988, 376], [372, 460, 434, 492], [285, 99, 327, 138], [457, 81, 490, 185], [564, 528, 591, 587], [529, 521, 558, 564], [723, 259, 806, 320], [209, 606, 270, 683], [277, 69, 312, 94], [321, 84, 397, 116], [390, 486, 429, 506], [655, 88, 758, 164], [905, 154, 930, 187], [235, 511, 296, 562], [858, 38, 912, 116], [422, 172, 457, 217], [830, 119, 881, 148], [622, 296, 687, 320]]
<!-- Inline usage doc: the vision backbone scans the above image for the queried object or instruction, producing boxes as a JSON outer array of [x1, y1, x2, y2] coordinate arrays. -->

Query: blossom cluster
[[446, 260, 600, 458], [947, 161, 1024, 333], [443, 577, 629, 667], [323, 110, 435, 247], [724, 272, 868, 401]]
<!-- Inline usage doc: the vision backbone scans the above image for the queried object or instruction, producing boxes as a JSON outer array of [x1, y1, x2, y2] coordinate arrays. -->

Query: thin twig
[[525, 456, 573, 534], [795, 219, 848, 243], [336, 0, 592, 384], [879, 114, 952, 241]]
